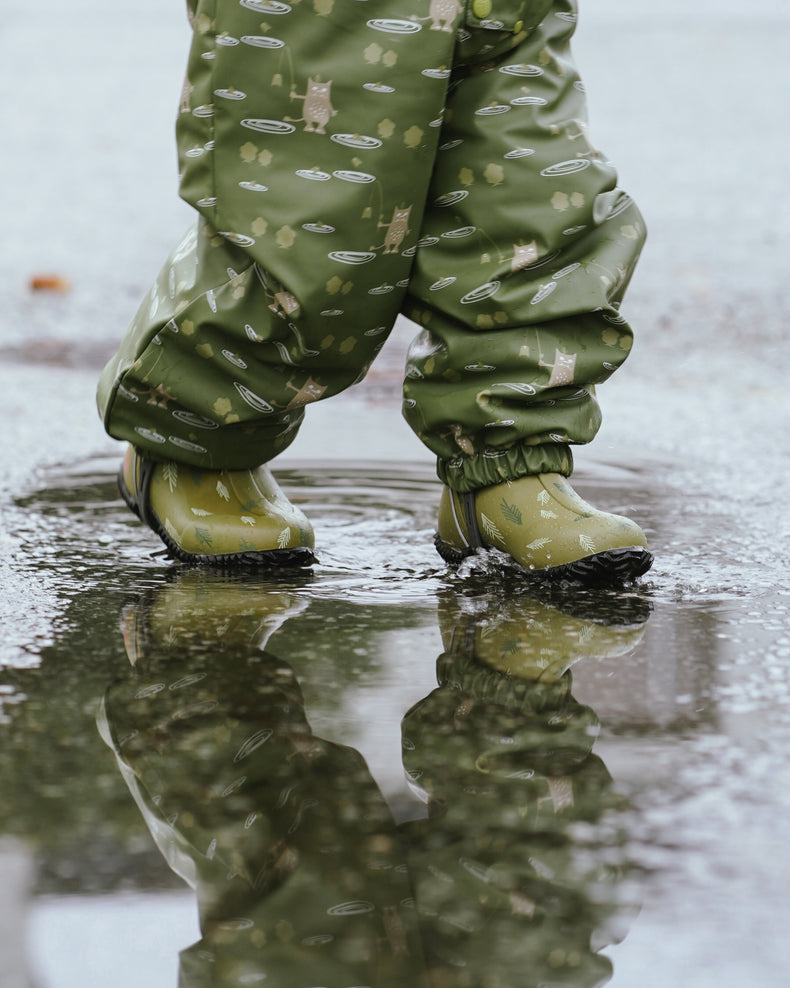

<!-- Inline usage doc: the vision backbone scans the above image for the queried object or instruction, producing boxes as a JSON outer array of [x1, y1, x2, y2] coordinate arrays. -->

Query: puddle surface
[[1, 457, 790, 986]]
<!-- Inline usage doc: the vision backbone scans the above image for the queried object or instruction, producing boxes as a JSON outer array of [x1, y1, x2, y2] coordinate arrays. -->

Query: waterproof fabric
[[97, 0, 644, 493]]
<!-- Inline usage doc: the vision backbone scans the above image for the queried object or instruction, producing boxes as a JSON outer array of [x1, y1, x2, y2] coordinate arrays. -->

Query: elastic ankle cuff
[[437, 444, 574, 494]]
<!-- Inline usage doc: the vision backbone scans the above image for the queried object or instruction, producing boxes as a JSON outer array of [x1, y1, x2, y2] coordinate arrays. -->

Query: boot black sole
[[434, 534, 653, 587]]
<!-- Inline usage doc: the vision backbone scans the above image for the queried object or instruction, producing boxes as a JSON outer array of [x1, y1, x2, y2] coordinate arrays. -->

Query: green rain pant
[[97, 0, 645, 494]]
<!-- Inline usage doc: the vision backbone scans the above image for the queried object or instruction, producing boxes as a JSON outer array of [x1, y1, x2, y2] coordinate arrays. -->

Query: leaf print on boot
[[435, 474, 652, 585], [437, 591, 649, 687], [118, 446, 316, 567], [117, 570, 310, 670]]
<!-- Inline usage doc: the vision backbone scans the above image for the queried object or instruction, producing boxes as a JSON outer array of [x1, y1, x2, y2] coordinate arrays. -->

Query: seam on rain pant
[[97, 0, 645, 490]]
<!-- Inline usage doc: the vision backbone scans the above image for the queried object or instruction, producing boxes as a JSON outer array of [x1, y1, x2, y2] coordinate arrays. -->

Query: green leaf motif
[[500, 498, 523, 525], [162, 461, 178, 492], [481, 513, 505, 544], [195, 526, 213, 548]]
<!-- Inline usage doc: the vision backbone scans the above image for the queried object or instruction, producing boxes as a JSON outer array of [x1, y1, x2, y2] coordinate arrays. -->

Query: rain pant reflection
[[102, 651, 425, 987], [97, 0, 644, 493], [400, 591, 641, 986], [99, 578, 640, 987]]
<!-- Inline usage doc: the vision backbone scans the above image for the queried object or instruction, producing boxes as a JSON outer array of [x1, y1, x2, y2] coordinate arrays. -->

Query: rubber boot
[[118, 445, 315, 567], [436, 473, 652, 585], [436, 589, 650, 686]]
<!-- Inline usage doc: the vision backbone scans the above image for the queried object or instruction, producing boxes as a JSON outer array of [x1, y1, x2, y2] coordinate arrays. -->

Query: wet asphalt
[[1, 2, 790, 986]]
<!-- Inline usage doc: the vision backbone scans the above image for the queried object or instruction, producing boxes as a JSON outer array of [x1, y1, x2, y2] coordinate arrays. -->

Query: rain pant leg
[[97, 0, 456, 470], [97, 0, 644, 489], [402, 2, 646, 493]]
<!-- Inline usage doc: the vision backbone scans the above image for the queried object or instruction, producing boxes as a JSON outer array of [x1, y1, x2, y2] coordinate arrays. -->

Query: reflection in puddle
[[1, 456, 790, 984], [98, 573, 646, 987]]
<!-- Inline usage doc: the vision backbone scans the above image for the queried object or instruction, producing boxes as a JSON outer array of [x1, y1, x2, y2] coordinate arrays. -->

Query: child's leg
[[98, 0, 649, 579], [98, 0, 458, 472], [404, 1, 645, 490], [402, 2, 651, 581], [98, 0, 462, 564]]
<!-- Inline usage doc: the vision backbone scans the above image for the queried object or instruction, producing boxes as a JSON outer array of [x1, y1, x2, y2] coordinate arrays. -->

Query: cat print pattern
[[286, 78, 337, 134], [98, 0, 645, 494]]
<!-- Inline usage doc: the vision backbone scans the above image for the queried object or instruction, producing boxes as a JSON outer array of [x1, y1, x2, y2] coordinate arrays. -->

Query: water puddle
[[1, 456, 789, 985]]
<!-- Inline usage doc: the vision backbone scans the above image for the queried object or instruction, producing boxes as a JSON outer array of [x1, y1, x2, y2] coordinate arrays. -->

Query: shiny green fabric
[[97, 0, 644, 491]]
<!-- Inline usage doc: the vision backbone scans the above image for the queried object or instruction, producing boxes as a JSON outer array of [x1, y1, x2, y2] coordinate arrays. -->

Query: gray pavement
[[1, 3, 790, 987]]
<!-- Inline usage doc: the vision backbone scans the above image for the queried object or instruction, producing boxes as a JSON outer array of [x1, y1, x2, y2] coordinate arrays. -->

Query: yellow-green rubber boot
[[118, 446, 316, 567], [438, 591, 649, 686], [436, 474, 652, 585], [119, 571, 310, 667]]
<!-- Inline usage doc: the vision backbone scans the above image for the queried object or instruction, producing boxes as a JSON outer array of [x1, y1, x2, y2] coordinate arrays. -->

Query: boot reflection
[[401, 591, 649, 987], [99, 572, 427, 988]]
